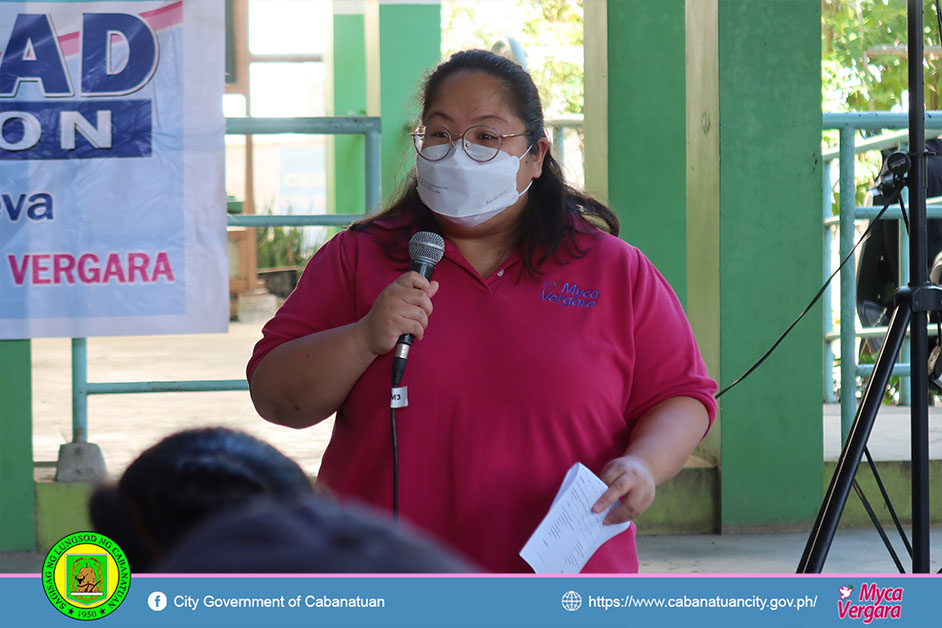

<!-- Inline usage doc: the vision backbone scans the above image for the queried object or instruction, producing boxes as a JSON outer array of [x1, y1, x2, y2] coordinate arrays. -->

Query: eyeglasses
[[411, 124, 531, 163]]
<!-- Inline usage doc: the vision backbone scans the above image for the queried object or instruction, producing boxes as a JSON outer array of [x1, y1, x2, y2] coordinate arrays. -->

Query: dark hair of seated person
[[88, 427, 313, 572], [156, 494, 475, 573]]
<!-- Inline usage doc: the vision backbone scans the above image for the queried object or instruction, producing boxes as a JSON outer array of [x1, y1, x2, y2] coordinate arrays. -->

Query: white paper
[[519, 462, 632, 574]]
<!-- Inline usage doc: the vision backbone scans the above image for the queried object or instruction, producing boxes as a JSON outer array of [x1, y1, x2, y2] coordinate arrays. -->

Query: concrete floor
[[5, 527, 940, 574], [30, 322, 335, 479], [639, 527, 942, 574], [823, 403, 942, 462], [8, 322, 942, 575]]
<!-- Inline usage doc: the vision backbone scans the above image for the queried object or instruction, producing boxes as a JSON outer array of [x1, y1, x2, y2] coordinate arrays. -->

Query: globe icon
[[561, 590, 582, 612]]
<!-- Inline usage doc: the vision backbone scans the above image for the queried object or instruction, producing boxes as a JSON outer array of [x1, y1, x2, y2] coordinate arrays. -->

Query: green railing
[[67, 112, 941, 455], [67, 117, 380, 446], [822, 112, 942, 439]]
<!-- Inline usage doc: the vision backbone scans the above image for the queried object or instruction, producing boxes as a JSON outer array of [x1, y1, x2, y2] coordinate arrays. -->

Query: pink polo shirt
[[248, 219, 717, 573]]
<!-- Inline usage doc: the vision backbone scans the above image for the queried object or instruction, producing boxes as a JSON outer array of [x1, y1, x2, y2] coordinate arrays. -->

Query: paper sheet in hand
[[519, 462, 631, 574]]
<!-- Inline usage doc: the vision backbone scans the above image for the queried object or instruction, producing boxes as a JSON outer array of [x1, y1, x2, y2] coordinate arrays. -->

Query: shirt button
[[496, 269, 504, 277]]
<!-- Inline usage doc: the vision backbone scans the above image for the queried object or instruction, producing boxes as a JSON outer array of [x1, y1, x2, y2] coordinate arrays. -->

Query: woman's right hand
[[358, 272, 440, 356]]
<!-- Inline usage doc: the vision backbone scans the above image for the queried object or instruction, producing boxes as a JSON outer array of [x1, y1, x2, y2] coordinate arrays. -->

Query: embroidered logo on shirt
[[540, 280, 599, 308]]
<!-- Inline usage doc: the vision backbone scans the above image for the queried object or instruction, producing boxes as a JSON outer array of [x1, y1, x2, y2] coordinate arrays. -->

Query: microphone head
[[409, 231, 445, 266]]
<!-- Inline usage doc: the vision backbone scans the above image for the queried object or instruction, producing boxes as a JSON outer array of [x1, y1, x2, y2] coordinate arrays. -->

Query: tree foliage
[[823, 0, 942, 112], [441, 0, 584, 116], [822, 1, 942, 208]]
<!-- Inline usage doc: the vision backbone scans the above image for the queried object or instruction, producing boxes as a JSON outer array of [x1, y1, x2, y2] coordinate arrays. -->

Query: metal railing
[[67, 117, 381, 447], [545, 115, 583, 166], [67, 112, 942, 451], [822, 112, 942, 438]]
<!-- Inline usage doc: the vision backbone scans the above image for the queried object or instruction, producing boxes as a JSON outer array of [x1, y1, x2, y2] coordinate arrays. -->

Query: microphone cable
[[716, 184, 904, 398], [391, 405, 399, 521], [388, 231, 444, 522]]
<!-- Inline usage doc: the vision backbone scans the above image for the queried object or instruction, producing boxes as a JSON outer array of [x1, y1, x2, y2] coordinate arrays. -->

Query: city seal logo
[[42, 532, 130, 620]]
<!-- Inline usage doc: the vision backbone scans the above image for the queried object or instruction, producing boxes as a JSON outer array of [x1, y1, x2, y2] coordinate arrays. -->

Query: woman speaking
[[247, 49, 716, 573]]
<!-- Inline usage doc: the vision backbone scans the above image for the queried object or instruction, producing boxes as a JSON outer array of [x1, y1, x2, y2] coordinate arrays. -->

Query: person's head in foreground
[[89, 427, 313, 572], [156, 494, 473, 573]]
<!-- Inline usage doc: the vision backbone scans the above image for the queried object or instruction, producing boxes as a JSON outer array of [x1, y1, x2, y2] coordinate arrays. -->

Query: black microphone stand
[[799, 0, 936, 573]]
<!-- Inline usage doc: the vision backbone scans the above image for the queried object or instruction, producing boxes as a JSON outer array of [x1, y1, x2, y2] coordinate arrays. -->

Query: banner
[[1, 573, 940, 628], [0, 0, 226, 338]]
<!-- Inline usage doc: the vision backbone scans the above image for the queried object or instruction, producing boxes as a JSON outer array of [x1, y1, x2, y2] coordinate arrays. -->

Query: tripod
[[799, 0, 937, 574]]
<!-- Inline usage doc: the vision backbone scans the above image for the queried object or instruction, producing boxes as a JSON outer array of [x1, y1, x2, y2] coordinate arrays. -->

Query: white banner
[[0, 0, 226, 338]]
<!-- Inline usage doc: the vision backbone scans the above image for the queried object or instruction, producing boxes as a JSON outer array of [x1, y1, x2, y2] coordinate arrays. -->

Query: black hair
[[350, 49, 619, 276], [156, 495, 475, 573], [88, 427, 313, 572]]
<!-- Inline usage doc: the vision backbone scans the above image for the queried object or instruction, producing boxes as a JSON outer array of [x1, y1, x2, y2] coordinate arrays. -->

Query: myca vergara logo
[[837, 582, 902, 624], [541, 280, 599, 309], [43, 532, 130, 621]]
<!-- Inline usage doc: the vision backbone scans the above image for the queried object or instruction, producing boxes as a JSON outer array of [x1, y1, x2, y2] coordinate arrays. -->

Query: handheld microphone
[[391, 231, 445, 387]]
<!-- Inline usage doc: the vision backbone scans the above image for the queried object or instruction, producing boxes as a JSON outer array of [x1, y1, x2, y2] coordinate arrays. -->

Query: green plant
[[256, 223, 303, 269], [856, 348, 900, 404]]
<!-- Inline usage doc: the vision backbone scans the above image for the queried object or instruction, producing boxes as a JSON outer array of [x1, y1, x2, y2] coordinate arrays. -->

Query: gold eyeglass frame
[[410, 124, 531, 163]]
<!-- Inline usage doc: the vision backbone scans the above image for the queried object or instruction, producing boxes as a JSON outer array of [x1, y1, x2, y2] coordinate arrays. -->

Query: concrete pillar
[[587, 0, 689, 302], [684, 0, 722, 472], [0, 341, 36, 551], [328, 0, 367, 215], [688, 0, 824, 529], [365, 0, 441, 201], [587, 0, 823, 529], [586, 0, 712, 459]]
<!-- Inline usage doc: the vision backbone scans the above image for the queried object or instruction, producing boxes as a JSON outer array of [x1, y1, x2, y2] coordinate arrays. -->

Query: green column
[[587, 0, 715, 462], [365, 0, 441, 200], [328, 1, 367, 214], [688, 0, 823, 529], [0, 340, 36, 551], [606, 0, 688, 303], [589, 0, 823, 529]]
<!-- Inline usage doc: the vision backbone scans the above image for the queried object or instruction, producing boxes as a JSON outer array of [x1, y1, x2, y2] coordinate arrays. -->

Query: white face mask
[[415, 143, 533, 227]]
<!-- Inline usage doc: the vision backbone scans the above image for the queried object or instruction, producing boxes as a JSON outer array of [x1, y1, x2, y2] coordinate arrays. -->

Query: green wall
[[329, 8, 367, 215], [0, 341, 35, 551], [606, 0, 688, 303], [715, 0, 823, 528], [366, 1, 441, 201], [36, 482, 93, 553]]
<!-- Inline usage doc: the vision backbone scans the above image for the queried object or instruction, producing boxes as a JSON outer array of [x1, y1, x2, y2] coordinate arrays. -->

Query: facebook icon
[[147, 591, 167, 612]]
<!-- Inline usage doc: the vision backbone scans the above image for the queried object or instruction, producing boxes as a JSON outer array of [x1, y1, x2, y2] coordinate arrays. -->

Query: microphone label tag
[[391, 386, 408, 409]]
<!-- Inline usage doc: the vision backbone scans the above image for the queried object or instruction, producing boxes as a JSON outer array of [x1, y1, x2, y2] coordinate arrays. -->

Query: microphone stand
[[799, 0, 935, 573]]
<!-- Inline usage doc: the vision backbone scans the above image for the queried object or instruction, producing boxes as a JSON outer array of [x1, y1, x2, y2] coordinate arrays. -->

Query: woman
[[248, 50, 716, 573]]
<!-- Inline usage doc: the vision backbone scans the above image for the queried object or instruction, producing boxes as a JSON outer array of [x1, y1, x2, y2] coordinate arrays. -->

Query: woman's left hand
[[591, 455, 656, 525]]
